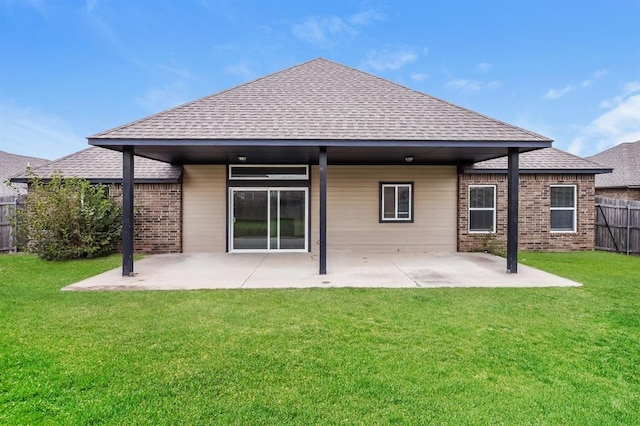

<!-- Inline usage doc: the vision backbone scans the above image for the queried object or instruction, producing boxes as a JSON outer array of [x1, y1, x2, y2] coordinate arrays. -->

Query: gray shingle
[[466, 147, 611, 173], [587, 140, 640, 188], [11, 147, 181, 182], [1, 150, 50, 196], [92, 58, 551, 143]]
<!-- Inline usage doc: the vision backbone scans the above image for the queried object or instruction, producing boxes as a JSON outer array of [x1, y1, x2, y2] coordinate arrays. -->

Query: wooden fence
[[0, 195, 26, 254], [595, 196, 640, 254]]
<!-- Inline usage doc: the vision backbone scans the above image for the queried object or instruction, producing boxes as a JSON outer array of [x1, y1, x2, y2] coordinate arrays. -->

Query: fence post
[[627, 203, 631, 256], [12, 197, 17, 253]]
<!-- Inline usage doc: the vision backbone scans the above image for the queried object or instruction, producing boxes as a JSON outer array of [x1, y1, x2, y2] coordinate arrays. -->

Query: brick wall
[[109, 183, 182, 254], [458, 173, 595, 252], [595, 188, 640, 201]]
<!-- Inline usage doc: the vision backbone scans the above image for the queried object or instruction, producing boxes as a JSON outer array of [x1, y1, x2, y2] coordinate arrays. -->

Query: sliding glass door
[[231, 188, 307, 252]]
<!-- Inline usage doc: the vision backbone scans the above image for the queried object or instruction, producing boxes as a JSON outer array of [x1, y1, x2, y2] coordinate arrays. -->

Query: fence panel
[[0, 196, 18, 253], [595, 196, 640, 254]]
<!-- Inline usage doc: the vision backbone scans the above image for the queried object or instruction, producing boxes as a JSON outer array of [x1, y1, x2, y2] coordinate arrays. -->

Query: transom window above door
[[379, 182, 414, 222], [229, 165, 309, 180]]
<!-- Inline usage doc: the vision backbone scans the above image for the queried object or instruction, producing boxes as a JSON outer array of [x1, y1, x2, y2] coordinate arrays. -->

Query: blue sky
[[1, 0, 639, 160]]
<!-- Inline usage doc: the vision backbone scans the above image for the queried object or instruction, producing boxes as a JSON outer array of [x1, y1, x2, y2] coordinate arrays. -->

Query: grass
[[1, 251, 639, 425]]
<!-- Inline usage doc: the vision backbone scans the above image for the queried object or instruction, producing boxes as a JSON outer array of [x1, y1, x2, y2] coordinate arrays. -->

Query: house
[[21, 58, 603, 276], [460, 147, 610, 252], [586, 140, 640, 201], [11, 147, 182, 254], [15, 144, 609, 258], [0, 150, 49, 197]]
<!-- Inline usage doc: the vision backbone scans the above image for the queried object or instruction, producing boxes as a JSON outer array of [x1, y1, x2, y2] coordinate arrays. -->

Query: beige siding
[[182, 165, 226, 253], [311, 165, 457, 253]]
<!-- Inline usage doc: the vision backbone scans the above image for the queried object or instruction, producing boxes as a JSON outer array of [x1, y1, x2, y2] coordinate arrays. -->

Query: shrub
[[16, 172, 122, 260]]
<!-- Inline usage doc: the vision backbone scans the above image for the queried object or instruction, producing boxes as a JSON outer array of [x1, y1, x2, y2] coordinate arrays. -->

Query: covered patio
[[64, 252, 581, 291], [88, 59, 553, 277]]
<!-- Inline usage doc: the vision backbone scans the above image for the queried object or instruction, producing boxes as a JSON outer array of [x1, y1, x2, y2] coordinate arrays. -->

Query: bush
[[16, 172, 122, 260]]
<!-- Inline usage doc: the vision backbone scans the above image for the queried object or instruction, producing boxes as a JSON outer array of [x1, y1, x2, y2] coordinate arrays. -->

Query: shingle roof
[[1, 150, 50, 196], [91, 58, 551, 143], [587, 140, 640, 188], [465, 147, 611, 174], [11, 147, 182, 183]]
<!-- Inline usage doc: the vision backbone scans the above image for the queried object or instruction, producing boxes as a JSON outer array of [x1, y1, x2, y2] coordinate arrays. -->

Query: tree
[[16, 172, 122, 260]]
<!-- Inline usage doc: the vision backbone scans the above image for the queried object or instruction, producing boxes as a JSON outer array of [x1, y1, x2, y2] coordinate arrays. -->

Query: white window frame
[[468, 185, 496, 233], [550, 185, 577, 233], [380, 183, 413, 222], [228, 165, 309, 180]]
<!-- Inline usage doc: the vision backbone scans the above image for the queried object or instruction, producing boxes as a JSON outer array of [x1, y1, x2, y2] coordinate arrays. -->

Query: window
[[229, 165, 309, 180], [550, 185, 576, 232], [380, 183, 413, 222], [469, 185, 496, 233]]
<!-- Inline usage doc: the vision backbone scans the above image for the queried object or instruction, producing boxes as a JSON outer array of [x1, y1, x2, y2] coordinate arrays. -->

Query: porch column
[[506, 148, 519, 274], [319, 146, 327, 275], [122, 146, 134, 277]]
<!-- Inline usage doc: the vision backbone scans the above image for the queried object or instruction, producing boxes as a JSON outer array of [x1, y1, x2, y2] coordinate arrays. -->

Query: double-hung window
[[380, 183, 413, 222], [550, 185, 576, 232], [469, 185, 496, 233]]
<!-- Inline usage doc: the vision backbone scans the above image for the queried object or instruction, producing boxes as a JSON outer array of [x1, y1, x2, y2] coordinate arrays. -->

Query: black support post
[[122, 146, 135, 277], [319, 147, 327, 275], [506, 148, 519, 274]]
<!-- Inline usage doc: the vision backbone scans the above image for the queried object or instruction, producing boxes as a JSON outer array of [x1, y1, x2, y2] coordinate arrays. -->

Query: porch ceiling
[[89, 140, 551, 165]]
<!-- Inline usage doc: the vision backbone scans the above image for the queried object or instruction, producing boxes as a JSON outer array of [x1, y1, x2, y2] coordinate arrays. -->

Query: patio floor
[[63, 252, 582, 291]]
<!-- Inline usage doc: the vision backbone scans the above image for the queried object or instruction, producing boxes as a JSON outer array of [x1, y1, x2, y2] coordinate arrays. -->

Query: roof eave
[[465, 168, 612, 175], [89, 138, 552, 148]]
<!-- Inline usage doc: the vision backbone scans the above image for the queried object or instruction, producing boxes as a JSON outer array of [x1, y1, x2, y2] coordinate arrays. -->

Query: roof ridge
[[90, 58, 326, 139]]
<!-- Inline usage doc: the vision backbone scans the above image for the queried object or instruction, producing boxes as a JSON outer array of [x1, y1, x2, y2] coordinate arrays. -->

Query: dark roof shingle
[[11, 147, 181, 183], [91, 58, 551, 143], [466, 147, 611, 174], [587, 140, 640, 188]]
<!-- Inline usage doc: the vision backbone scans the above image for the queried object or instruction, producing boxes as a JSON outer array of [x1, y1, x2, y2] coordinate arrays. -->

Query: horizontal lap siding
[[183, 165, 226, 253], [311, 165, 457, 252]]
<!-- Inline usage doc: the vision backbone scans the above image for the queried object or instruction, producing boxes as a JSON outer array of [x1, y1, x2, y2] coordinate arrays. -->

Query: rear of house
[[14, 58, 611, 275]]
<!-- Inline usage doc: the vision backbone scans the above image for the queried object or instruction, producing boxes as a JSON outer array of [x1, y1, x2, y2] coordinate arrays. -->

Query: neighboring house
[[12, 147, 182, 254], [460, 147, 610, 252], [23, 58, 605, 275], [586, 140, 640, 201], [0, 150, 49, 197]]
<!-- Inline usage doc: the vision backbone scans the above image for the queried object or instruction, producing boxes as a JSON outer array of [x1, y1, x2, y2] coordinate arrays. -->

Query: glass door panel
[[233, 190, 268, 249], [278, 190, 306, 249], [231, 188, 307, 251]]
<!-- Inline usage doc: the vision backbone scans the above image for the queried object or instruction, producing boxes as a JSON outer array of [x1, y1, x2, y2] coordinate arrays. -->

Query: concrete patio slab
[[63, 252, 582, 291]]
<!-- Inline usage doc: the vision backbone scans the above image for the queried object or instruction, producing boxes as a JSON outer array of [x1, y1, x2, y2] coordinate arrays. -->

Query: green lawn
[[1, 252, 639, 425]]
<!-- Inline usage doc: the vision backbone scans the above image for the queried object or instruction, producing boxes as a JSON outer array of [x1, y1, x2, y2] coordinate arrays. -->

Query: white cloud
[[544, 69, 608, 100], [568, 82, 640, 156], [348, 10, 385, 26], [292, 16, 355, 47], [225, 61, 254, 79], [292, 9, 384, 48], [0, 101, 85, 160], [135, 65, 195, 112], [446, 79, 500, 92], [365, 47, 419, 71], [411, 72, 429, 82], [0, 0, 47, 15], [477, 62, 492, 73]]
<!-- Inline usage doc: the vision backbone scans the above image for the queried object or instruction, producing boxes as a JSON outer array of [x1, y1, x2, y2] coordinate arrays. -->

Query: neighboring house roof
[[89, 58, 551, 165], [586, 140, 640, 188], [465, 147, 612, 174], [11, 147, 182, 184], [0, 150, 50, 196]]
